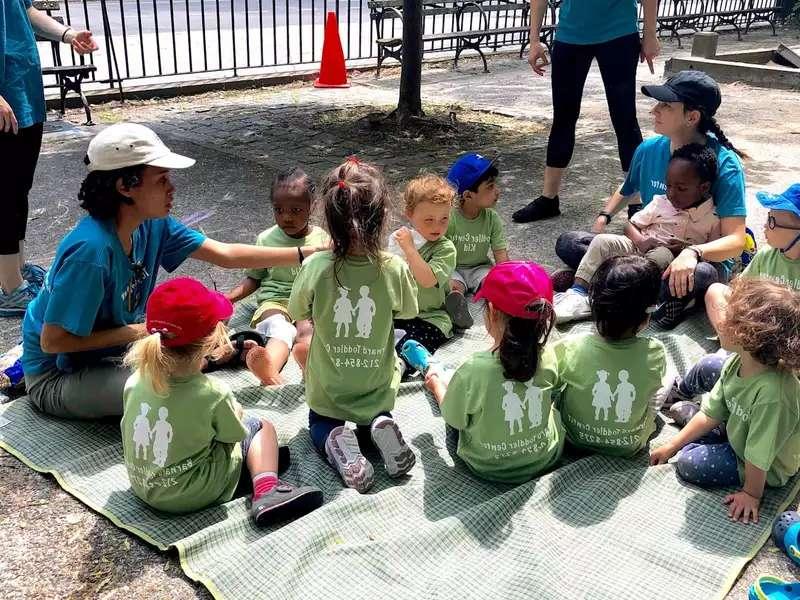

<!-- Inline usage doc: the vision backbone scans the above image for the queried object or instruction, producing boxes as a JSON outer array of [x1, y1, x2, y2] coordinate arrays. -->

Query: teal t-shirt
[[121, 372, 247, 514], [288, 251, 418, 424], [553, 332, 667, 457], [554, 0, 639, 45], [440, 348, 565, 484], [701, 354, 800, 487], [0, 0, 46, 128], [742, 246, 800, 291]]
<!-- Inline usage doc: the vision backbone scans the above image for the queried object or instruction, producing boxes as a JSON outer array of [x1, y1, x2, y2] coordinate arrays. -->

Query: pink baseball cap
[[473, 261, 554, 319]]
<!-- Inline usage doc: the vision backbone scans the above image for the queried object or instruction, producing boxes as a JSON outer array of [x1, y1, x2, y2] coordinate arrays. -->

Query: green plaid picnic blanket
[[1, 303, 798, 600]]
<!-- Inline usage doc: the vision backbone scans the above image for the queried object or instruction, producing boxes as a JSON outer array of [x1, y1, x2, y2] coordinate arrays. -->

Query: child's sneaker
[[0, 281, 38, 318], [662, 378, 695, 409], [550, 268, 576, 293], [400, 340, 432, 373], [251, 481, 324, 526], [370, 416, 416, 477], [652, 297, 696, 330], [668, 400, 700, 427], [325, 426, 374, 493], [554, 289, 591, 323], [445, 291, 473, 329]]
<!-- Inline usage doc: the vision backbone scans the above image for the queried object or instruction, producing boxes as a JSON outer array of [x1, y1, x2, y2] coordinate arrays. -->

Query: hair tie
[[337, 180, 346, 189], [345, 155, 361, 165]]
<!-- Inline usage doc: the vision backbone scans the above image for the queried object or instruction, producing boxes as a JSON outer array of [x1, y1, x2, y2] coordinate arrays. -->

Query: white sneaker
[[370, 416, 416, 477], [554, 289, 591, 324]]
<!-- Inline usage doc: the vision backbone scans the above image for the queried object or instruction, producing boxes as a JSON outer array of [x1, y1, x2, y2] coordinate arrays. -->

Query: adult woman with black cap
[[553, 70, 747, 329]]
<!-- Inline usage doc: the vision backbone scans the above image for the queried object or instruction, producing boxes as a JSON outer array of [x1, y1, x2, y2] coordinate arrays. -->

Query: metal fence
[[36, 0, 787, 89]]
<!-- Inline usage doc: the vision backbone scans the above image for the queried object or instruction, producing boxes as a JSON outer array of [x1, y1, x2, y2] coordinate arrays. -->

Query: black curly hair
[[78, 161, 145, 220], [669, 142, 717, 187]]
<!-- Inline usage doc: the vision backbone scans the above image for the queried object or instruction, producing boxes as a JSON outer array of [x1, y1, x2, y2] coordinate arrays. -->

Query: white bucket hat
[[86, 123, 195, 172]]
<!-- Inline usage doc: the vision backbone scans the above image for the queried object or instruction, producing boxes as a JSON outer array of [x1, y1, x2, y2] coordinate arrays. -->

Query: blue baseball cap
[[756, 184, 800, 217], [447, 153, 496, 195]]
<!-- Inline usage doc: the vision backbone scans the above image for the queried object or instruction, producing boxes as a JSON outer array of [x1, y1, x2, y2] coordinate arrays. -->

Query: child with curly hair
[[650, 277, 800, 524]]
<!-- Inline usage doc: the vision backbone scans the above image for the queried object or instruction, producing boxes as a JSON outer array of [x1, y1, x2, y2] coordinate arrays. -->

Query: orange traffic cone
[[315, 12, 350, 88]]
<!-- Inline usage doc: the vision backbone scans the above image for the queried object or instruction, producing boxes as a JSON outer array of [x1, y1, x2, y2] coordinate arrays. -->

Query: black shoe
[[278, 445, 291, 474], [652, 298, 695, 330], [251, 482, 324, 526], [512, 195, 560, 223], [445, 292, 473, 329], [550, 268, 576, 293], [627, 203, 644, 220]]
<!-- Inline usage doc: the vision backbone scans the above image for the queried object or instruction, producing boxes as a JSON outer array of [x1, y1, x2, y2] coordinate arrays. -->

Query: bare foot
[[245, 346, 286, 386]]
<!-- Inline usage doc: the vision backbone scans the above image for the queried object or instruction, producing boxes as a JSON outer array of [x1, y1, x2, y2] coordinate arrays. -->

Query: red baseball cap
[[473, 261, 554, 319], [145, 277, 233, 347]]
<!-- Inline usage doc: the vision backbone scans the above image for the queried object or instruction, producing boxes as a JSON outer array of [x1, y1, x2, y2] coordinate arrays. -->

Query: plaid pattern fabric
[[2, 301, 798, 600]]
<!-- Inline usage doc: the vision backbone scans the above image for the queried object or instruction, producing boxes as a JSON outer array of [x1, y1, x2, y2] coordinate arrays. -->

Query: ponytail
[[698, 113, 749, 160], [124, 322, 230, 396], [494, 302, 555, 382]]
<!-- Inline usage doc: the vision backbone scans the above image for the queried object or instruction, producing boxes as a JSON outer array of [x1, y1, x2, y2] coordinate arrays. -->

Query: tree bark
[[396, 0, 424, 126]]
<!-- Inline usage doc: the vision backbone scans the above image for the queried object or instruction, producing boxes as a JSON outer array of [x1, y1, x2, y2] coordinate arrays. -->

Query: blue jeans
[[675, 440, 740, 487], [308, 410, 392, 454], [678, 350, 730, 398]]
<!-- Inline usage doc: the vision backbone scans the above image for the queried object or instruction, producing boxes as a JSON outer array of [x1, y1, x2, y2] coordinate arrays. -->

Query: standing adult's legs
[[595, 33, 643, 172], [513, 41, 594, 223], [0, 123, 44, 315]]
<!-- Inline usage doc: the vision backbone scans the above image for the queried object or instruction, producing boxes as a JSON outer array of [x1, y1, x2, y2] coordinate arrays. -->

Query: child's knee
[[256, 313, 297, 348], [705, 282, 730, 305], [259, 418, 277, 437]]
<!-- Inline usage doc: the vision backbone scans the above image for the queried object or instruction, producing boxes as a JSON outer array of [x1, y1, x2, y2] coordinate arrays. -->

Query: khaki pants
[[574, 234, 674, 284]]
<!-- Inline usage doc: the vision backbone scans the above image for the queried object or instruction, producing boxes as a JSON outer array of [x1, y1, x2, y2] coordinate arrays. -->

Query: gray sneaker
[[325, 426, 374, 493], [251, 481, 323, 526], [662, 379, 695, 409], [0, 282, 38, 318], [370, 416, 416, 477], [445, 292, 473, 329]]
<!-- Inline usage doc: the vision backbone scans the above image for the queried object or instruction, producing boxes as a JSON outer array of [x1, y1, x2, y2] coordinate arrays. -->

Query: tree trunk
[[396, 0, 424, 127]]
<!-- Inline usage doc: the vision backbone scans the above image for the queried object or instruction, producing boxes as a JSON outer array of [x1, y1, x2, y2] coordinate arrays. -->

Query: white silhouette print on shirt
[[501, 381, 525, 435], [613, 370, 636, 423], [150, 406, 174, 467], [592, 370, 613, 421], [333, 287, 355, 338], [354, 285, 376, 338], [132, 402, 152, 460], [524, 381, 544, 428]]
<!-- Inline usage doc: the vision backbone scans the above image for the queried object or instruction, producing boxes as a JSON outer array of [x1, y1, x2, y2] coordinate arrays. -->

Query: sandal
[[205, 330, 266, 371], [749, 576, 800, 600], [774, 511, 800, 567]]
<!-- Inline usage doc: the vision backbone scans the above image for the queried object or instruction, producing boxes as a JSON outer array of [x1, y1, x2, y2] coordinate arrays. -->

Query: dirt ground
[[2, 26, 800, 600]]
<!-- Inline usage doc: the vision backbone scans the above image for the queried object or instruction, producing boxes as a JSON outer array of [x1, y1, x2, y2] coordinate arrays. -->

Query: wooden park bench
[[33, 0, 97, 124], [368, 0, 558, 77]]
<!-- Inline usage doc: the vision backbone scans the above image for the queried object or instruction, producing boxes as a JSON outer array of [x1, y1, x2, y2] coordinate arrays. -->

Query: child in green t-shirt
[[390, 174, 457, 373], [443, 153, 509, 330], [121, 277, 323, 525], [705, 184, 800, 336], [553, 256, 669, 457], [226, 168, 330, 386], [424, 261, 565, 483], [651, 277, 800, 524], [288, 158, 419, 494]]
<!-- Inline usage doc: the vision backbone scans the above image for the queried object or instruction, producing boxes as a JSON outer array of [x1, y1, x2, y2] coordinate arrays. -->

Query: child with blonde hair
[[425, 261, 564, 483], [390, 174, 457, 372], [121, 277, 322, 524], [289, 158, 419, 493], [651, 277, 800, 524]]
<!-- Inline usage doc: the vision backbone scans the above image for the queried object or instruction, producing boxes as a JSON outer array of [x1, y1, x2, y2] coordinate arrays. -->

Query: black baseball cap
[[641, 70, 722, 117]]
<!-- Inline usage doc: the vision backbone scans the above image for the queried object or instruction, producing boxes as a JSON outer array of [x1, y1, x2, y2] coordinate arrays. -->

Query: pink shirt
[[630, 195, 721, 245]]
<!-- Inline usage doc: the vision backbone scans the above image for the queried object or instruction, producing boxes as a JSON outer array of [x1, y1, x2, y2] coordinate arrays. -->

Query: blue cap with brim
[[756, 184, 800, 218], [447, 153, 496, 195]]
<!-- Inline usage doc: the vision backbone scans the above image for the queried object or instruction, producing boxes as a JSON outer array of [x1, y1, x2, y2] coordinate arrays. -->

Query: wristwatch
[[686, 246, 704, 261], [598, 211, 612, 225]]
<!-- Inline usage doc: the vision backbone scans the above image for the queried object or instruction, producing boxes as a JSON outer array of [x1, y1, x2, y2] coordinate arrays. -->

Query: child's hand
[[724, 491, 760, 524], [649, 443, 678, 465], [394, 227, 416, 253]]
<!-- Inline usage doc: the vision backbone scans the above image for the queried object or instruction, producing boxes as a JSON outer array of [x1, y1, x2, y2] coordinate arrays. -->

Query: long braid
[[700, 115, 749, 160]]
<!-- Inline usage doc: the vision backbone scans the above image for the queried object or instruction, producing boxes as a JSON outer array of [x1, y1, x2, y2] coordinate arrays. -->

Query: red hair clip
[[337, 180, 346, 189], [345, 155, 361, 165]]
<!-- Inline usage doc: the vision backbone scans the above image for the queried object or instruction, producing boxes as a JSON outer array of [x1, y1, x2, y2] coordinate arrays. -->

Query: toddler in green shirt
[[121, 277, 322, 525], [390, 174, 457, 373], [424, 261, 565, 484], [444, 153, 509, 330], [651, 277, 800, 525], [289, 158, 419, 494], [226, 168, 330, 386], [553, 255, 669, 457]]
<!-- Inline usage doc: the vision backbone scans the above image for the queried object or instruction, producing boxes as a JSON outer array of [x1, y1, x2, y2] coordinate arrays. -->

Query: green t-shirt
[[288, 251, 418, 424], [245, 225, 330, 306], [121, 372, 246, 514], [742, 246, 800, 291], [445, 207, 507, 269], [701, 354, 800, 487], [414, 238, 457, 337], [440, 348, 565, 483], [553, 333, 667, 457]]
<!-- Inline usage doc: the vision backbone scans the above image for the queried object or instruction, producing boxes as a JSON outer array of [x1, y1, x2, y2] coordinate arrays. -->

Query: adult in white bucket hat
[[21, 123, 324, 419]]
